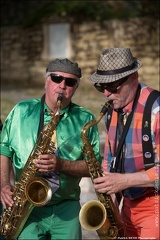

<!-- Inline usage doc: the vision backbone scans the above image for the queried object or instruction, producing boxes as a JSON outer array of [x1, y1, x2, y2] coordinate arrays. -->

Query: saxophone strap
[[37, 94, 46, 138], [109, 85, 141, 205], [110, 84, 141, 173]]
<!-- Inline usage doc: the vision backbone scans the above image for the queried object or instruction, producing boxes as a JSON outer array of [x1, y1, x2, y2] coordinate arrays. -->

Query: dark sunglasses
[[94, 75, 130, 93], [48, 73, 79, 87]]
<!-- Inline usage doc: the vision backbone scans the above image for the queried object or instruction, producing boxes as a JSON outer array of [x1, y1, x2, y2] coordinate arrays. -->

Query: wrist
[[0, 182, 10, 189]]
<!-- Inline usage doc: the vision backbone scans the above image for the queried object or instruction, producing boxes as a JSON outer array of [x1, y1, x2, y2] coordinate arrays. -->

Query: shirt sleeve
[[146, 96, 160, 181], [146, 105, 160, 182], [0, 109, 14, 158], [146, 167, 159, 181]]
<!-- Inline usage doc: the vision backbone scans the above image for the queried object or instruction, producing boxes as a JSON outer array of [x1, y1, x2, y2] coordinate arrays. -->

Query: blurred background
[[1, 1, 159, 239], [1, 1, 159, 125]]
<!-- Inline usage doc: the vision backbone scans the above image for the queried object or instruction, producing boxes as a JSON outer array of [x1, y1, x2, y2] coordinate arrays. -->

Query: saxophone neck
[[95, 100, 113, 127], [55, 94, 63, 115], [100, 100, 113, 115], [57, 93, 63, 106], [82, 100, 112, 137]]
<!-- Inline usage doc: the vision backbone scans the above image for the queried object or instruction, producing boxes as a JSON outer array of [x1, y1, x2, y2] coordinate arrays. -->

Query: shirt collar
[[123, 100, 134, 115], [114, 100, 134, 116]]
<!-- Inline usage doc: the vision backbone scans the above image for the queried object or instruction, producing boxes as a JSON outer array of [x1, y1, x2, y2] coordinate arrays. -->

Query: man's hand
[[34, 154, 90, 177], [34, 154, 61, 173], [1, 184, 14, 209], [93, 171, 128, 194]]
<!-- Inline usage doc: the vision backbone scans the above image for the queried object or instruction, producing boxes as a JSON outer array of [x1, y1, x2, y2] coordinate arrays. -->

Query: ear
[[131, 71, 138, 79], [45, 75, 49, 84], [45, 79, 49, 89], [129, 72, 139, 88]]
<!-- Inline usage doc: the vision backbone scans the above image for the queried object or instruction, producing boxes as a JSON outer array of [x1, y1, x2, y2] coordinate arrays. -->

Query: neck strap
[[111, 84, 141, 173], [37, 94, 45, 138]]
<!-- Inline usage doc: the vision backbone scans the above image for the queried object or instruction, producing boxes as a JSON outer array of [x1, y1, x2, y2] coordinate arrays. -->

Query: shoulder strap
[[37, 94, 45, 138], [105, 107, 113, 131], [142, 90, 160, 170]]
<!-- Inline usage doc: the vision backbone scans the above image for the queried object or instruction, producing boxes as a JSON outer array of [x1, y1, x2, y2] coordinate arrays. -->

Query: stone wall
[[1, 17, 159, 90]]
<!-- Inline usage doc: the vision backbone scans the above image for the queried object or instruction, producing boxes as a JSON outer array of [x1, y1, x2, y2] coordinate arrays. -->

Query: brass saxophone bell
[[25, 177, 52, 206]]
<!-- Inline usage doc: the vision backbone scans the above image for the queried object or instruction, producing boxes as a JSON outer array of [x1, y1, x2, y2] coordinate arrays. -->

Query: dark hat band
[[96, 61, 136, 76]]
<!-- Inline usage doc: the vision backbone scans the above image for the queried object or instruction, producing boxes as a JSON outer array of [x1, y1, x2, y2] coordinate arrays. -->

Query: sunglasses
[[48, 73, 79, 87], [94, 75, 130, 93]]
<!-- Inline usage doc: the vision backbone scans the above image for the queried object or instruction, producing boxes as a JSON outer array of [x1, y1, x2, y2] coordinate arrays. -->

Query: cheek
[[66, 87, 76, 98], [46, 81, 57, 92], [121, 88, 128, 99], [118, 86, 131, 106]]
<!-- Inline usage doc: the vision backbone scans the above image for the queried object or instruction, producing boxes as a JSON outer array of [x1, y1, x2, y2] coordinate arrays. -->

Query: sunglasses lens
[[50, 74, 63, 83], [94, 84, 104, 92], [94, 83, 118, 93], [49, 74, 78, 87], [65, 78, 77, 87], [107, 87, 117, 93], [94, 76, 130, 93]]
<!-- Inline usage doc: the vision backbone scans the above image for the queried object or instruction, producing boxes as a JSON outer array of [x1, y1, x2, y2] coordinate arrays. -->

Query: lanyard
[[113, 110, 125, 157], [110, 84, 141, 173]]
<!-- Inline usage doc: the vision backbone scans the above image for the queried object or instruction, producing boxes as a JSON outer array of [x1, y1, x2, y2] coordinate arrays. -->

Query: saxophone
[[0, 94, 63, 240], [79, 101, 126, 240]]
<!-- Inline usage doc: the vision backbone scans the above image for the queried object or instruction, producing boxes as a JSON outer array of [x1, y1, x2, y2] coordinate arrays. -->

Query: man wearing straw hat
[[91, 48, 160, 239]]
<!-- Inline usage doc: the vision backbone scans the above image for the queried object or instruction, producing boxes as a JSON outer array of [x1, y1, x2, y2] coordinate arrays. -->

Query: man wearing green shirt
[[0, 59, 101, 240]]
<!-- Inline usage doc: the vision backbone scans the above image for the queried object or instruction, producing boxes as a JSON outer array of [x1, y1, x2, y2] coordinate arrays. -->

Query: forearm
[[0, 155, 12, 188], [126, 171, 155, 188], [60, 159, 90, 177], [35, 154, 91, 177], [0, 155, 15, 208], [93, 170, 157, 195]]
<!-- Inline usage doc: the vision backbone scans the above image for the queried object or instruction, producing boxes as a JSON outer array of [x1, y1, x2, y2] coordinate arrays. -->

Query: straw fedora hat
[[90, 48, 142, 83]]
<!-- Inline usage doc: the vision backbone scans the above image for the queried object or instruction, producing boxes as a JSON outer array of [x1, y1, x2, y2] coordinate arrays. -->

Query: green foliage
[[1, 0, 159, 27]]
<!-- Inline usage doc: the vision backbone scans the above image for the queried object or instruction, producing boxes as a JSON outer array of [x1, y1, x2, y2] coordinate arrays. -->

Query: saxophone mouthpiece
[[57, 94, 63, 110], [100, 100, 113, 115], [57, 93, 63, 102]]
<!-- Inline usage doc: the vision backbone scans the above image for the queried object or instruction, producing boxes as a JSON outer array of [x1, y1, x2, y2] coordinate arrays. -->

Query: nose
[[59, 80, 66, 89]]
